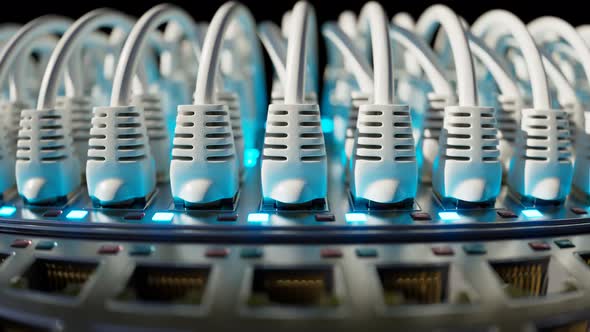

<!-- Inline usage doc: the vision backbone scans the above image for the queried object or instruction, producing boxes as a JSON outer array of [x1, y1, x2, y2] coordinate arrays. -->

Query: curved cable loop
[[193, 1, 263, 105], [529, 17, 590, 94], [111, 4, 200, 106], [0, 24, 20, 42], [416, 4, 477, 106], [338, 11, 357, 38], [389, 24, 454, 97], [357, 1, 394, 104], [322, 23, 373, 93], [577, 25, 590, 49], [10, 35, 58, 102], [499, 38, 578, 108], [0, 16, 71, 103], [258, 22, 288, 88], [391, 12, 422, 76], [38, 9, 134, 109], [160, 21, 203, 79], [467, 32, 521, 101], [471, 10, 551, 109]]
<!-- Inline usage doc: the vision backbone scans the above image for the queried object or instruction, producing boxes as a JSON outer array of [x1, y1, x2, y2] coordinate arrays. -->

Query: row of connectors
[[0, 2, 589, 214]]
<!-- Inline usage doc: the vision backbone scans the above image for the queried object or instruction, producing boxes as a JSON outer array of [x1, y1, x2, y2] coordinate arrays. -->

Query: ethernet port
[[578, 252, 590, 267], [0, 253, 10, 266], [537, 320, 589, 332], [248, 266, 338, 307], [377, 264, 453, 305], [117, 265, 210, 305], [10, 258, 97, 297], [490, 257, 577, 298]]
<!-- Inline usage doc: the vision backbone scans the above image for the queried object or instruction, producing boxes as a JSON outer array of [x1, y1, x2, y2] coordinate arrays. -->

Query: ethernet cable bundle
[[0, 1, 588, 211]]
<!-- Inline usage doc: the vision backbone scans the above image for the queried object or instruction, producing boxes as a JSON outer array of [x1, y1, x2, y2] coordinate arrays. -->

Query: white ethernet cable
[[0, 16, 72, 204], [528, 17, 590, 197], [259, 21, 326, 103], [389, 24, 456, 183], [321, 22, 374, 167], [467, 33, 523, 174], [391, 13, 421, 77], [260, 1, 328, 205], [35, 9, 134, 175], [87, 4, 198, 207], [171, 2, 257, 206], [417, 4, 502, 204], [158, 22, 202, 139], [280, 8, 319, 95], [472, 10, 573, 203], [2, 36, 58, 146], [344, 1, 417, 205]]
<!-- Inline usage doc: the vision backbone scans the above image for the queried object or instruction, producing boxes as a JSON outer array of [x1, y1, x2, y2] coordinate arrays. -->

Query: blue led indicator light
[[66, 210, 88, 220], [345, 213, 367, 224], [438, 211, 461, 221], [247, 213, 270, 224], [0, 206, 16, 217], [321, 118, 334, 133], [152, 212, 174, 222], [244, 148, 260, 168], [522, 209, 543, 218]]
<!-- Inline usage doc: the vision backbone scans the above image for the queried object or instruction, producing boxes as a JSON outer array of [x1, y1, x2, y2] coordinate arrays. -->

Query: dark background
[[1, 0, 585, 28]]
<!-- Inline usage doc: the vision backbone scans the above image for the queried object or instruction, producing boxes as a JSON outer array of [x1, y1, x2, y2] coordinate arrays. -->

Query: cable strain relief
[[170, 103, 239, 205], [261, 102, 327, 204], [433, 105, 502, 203]]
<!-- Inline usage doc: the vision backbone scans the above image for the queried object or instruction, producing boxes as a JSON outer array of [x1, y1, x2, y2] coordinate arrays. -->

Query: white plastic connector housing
[[350, 104, 417, 203], [170, 104, 239, 205], [270, 91, 317, 104], [216, 91, 244, 172], [573, 109, 590, 196], [508, 108, 573, 201], [1, 100, 29, 144], [496, 95, 519, 174], [86, 105, 156, 206], [433, 106, 502, 203], [344, 92, 370, 163], [55, 96, 92, 168], [131, 94, 170, 182], [416, 93, 448, 183], [0, 111, 15, 196], [261, 103, 327, 204], [16, 109, 81, 204]]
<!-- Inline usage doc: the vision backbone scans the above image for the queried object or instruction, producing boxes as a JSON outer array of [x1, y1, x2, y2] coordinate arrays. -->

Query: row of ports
[[3, 254, 590, 307]]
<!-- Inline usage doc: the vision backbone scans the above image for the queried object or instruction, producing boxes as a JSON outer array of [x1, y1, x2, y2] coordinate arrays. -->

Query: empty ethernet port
[[490, 257, 577, 298], [117, 265, 210, 305], [578, 252, 590, 267], [248, 266, 338, 307], [538, 320, 589, 332], [0, 253, 10, 266], [10, 258, 97, 297], [377, 264, 454, 305]]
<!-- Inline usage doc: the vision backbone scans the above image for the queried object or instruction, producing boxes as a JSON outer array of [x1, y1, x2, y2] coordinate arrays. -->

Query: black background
[[1, 0, 585, 29]]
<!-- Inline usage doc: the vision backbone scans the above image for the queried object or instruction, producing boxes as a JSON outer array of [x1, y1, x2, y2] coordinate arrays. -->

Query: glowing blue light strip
[[152, 212, 174, 222], [0, 206, 16, 217], [522, 209, 543, 218], [345, 213, 367, 224], [247, 213, 270, 224], [438, 211, 461, 221], [66, 210, 88, 220]]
